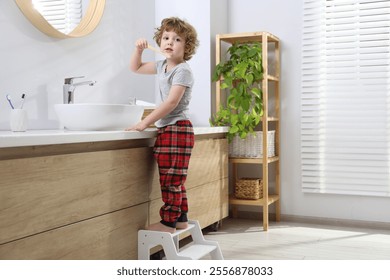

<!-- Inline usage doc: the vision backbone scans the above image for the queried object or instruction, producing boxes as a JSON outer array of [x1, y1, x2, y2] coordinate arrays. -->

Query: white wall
[[210, 0, 228, 116], [228, 0, 390, 224], [0, 0, 156, 130]]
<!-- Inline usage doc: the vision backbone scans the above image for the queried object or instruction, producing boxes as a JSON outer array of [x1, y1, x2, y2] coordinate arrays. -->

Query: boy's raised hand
[[135, 38, 149, 51]]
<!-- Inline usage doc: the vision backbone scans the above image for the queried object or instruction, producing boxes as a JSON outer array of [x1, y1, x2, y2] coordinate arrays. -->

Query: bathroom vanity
[[0, 127, 228, 259]]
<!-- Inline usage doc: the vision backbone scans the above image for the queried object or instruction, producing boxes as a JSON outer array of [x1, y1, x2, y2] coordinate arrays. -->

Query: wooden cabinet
[[215, 32, 280, 231], [0, 134, 228, 259]]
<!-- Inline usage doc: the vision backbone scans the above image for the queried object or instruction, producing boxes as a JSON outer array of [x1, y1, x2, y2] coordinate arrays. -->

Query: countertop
[[0, 127, 228, 148]]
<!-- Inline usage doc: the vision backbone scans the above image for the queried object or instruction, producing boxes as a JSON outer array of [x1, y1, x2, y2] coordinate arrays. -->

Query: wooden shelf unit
[[215, 31, 280, 231]]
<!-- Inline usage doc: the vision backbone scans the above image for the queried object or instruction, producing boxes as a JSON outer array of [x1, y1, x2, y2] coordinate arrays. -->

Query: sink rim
[[54, 103, 143, 107], [54, 103, 145, 131]]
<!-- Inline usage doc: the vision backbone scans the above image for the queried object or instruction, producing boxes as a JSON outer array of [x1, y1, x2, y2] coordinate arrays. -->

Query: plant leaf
[[221, 82, 229, 89], [230, 125, 239, 134]]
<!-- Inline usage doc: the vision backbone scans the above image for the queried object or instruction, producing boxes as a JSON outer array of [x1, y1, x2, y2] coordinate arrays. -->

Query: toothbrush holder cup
[[10, 109, 28, 132]]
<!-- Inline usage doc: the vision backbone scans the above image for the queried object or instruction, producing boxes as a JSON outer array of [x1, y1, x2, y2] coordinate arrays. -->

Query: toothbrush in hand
[[147, 44, 167, 57], [6, 94, 15, 109]]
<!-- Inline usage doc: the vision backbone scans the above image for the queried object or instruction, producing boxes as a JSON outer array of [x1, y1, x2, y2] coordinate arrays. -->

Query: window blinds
[[301, 0, 390, 196], [32, 0, 82, 34]]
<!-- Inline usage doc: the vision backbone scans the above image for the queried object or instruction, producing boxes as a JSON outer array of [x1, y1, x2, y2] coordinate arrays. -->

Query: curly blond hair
[[154, 17, 199, 61]]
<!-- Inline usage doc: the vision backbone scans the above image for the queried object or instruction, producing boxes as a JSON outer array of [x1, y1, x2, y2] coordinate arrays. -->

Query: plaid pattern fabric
[[153, 120, 194, 227]]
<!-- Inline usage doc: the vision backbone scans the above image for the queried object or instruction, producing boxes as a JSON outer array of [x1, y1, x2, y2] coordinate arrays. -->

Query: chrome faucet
[[63, 76, 96, 104]]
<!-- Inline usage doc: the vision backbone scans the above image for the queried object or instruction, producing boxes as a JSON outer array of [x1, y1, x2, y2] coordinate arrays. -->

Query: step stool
[[138, 220, 223, 260]]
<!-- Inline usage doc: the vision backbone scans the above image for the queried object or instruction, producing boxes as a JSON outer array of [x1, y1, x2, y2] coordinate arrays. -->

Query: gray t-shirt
[[155, 60, 193, 128]]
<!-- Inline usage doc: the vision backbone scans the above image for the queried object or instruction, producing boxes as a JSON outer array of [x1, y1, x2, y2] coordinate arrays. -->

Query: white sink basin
[[54, 103, 144, 131]]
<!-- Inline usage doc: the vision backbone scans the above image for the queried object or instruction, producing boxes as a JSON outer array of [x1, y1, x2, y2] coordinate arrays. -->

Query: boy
[[126, 17, 199, 233]]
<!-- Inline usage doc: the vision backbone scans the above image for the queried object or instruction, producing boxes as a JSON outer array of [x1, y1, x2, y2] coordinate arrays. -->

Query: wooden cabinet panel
[[187, 138, 228, 187], [187, 178, 229, 228], [0, 203, 148, 260], [0, 148, 153, 244]]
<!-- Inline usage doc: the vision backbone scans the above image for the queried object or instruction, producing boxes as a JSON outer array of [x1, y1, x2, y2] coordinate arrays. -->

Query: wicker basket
[[229, 131, 275, 158], [235, 178, 263, 200]]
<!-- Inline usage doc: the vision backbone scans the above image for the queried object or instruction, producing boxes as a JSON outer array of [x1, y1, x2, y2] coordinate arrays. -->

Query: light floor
[[202, 218, 390, 260]]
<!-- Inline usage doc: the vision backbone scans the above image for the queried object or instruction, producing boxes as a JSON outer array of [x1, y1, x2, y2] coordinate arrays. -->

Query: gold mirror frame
[[15, 0, 106, 38]]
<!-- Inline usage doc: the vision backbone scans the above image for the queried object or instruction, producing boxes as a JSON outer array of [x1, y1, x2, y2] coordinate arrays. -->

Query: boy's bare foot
[[176, 222, 188, 229], [147, 222, 176, 233]]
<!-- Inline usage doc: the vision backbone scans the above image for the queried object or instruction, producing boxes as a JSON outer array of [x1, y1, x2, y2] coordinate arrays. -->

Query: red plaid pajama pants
[[153, 120, 194, 228]]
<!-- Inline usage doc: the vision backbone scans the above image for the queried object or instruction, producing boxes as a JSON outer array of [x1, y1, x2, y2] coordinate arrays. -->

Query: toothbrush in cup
[[20, 94, 26, 109], [6, 94, 15, 109]]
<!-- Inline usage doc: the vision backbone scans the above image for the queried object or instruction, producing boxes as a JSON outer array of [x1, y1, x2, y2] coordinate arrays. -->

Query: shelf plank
[[217, 75, 279, 83], [267, 74, 279, 81], [229, 156, 279, 164], [229, 194, 280, 206], [218, 31, 280, 44]]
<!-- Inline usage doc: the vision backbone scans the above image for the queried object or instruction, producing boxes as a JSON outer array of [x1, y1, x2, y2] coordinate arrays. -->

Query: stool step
[[138, 220, 223, 260], [178, 244, 218, 260], [171, 223, 195, 238]]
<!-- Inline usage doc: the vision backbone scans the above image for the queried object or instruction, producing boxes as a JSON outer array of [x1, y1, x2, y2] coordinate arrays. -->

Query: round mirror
[[15, 0, 106, 38]]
